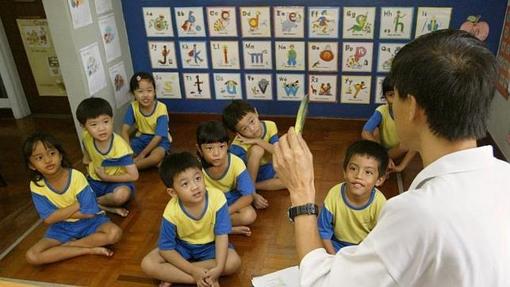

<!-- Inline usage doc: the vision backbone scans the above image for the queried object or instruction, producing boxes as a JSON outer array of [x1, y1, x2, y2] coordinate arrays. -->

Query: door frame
[[0, 18, 30, 119]]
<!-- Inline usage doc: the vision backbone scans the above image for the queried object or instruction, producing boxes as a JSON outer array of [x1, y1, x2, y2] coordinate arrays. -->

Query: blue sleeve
[[317, 206, 335, 240], [362, 111, 382, 132], [102, 154, 134, 167], [269, 134, 279, 144], [229, 145, 247, 163], [214, 203, 232, 235], [123, 105, 135, 126], [235, 169, 254, 196], [31, 193, 58, 219], [155, 115, 169, 137], [76, 185, 100, 215], [158, 218, 177, 250]]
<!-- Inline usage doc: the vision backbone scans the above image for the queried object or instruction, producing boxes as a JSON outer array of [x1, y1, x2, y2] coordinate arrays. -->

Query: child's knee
[[248, 145, 264, 159], [140, 253, 158, 275], [25, 248, 42, 265], [242, 206, 257, 224], [112, 187, 131, 204], [107, 224, 123, 244], [223, 250, 241, 275]]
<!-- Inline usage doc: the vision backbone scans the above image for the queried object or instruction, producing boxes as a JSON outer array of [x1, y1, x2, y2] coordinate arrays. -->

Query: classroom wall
[[42, 0, 133, 138], [122, 0, 507, 119], [488, 0, 510, 160]]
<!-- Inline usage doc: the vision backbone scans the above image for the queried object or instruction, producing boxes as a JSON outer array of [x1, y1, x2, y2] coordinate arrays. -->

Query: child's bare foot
[[159, 281, 172, 287], [253, 193, 269, 209], [232, 226, 251, 236], [100, 205, 129, 217], [90, 247, 114, 257]]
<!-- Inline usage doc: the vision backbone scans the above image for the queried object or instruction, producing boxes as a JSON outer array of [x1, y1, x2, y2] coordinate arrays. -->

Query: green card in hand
[[295, 94, 309, 134]]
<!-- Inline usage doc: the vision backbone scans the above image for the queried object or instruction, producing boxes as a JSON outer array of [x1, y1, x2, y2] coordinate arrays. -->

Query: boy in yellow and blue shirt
[[318, 140, 388, 253], [141, 152, 241, 286], [196, 121, 256, 236], [362, 76, 416, 173], [76, 98, 139, 217], [223, 100, 285, 209]]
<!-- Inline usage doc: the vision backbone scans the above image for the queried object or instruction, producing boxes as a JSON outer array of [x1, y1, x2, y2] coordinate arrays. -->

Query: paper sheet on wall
[[68, 0, 93, 29], [80, 42, 107, 96], [251, 266, 300, 287], [98, 13, 122, 62], [108, 62, 131, 107], [95, 0, 112, 15]]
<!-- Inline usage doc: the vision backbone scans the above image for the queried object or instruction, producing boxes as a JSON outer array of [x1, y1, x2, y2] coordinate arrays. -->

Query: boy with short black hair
[[318, 140, 388, 254], [76, 97, 138, 217], [141, 152, 241, 286], [223, 100, 284, 209], [362, 76, 416, 173]]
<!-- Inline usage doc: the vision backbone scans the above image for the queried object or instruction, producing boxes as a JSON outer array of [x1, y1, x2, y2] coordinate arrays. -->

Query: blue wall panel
[[122, 0, 506, 118]]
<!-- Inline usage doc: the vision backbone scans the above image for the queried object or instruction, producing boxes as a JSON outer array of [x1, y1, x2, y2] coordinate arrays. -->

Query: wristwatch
[[288, 203, 319, 222]]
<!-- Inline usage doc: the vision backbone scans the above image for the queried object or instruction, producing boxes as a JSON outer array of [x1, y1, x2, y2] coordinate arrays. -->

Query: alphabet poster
[[276, 73, 305, 101], [415, 7, 452, 38], [377, 43, 404, 72], [148, 41, 177, 69], [143, 7, 173, 37], [308, 42, 338, 72], [275, 41, 305, 71], [243, 41, 272, 70], [273, 6, 305, 38], [309, 74, 337, 102], [214, 73, 243, 99], [341, 75, 371, 104], [380, 7, 414, 39], [342, 42, 373, 72], [240, 7, 271, 37], [180, 41, 208, 69], [175, 7, 206, 37], [183, 73, 211, 99], [308, 7, 339, 38], [245, 74, 273, 100], [210, 41, 240, 69], [207, 7, 238, 37], [343, 7, 376, 39], [154, 72, 182, 99]]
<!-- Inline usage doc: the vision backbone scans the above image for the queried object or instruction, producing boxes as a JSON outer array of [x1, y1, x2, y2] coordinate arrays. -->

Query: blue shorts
[[131, 134, 171, 155], [256, 163, 276, 182], [46, 214, 110, 243], [332, 236, 355, 252], [87, 177, 135, 198], [172, 240, 235, 262]]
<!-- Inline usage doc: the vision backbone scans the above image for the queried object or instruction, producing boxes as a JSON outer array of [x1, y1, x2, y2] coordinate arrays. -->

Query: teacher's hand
[[273, 127, 316, 206]]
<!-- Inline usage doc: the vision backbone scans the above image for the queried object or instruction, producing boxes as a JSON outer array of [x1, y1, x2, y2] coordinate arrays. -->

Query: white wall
[[487, 0, 510, 160], [42, 0, 133, 138]]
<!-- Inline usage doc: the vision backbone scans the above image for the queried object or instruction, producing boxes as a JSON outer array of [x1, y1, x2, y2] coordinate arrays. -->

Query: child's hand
[[205, 266, 222, 285], [237, 134, 260, 145], [95, 166, 107, 179], [134, 153, 146, 163], [191, 267, 209, 287], [253, 193, 269, 209]]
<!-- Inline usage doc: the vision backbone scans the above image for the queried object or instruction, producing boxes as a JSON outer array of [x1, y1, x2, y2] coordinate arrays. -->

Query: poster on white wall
[[98, 14, 121, 63], [95, 0, 112, 15], [68, 0, 93, 29], [80, 42, 107, 96], [108, 62, 130, 107]]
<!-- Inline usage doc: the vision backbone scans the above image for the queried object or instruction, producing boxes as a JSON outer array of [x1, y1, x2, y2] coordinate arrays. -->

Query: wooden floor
[[0, 113, 420, 286]]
